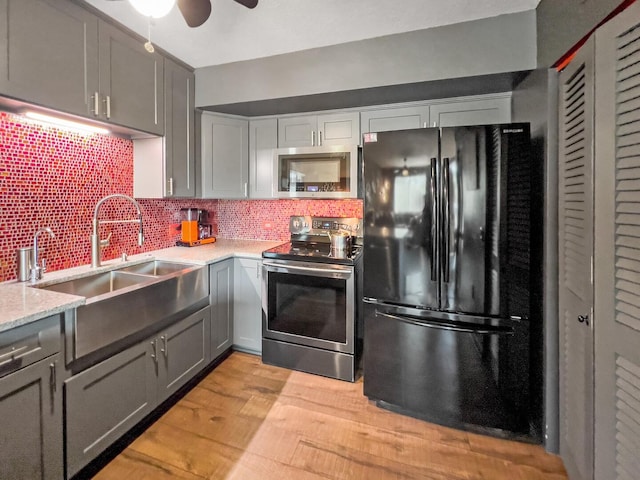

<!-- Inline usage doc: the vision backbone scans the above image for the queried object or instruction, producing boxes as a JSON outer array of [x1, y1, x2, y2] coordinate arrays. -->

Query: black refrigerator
[[362, 123, 542, 441]]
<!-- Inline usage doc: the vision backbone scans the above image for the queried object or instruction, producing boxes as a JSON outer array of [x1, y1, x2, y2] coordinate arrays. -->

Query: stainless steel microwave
[[273, 145, 359, 198]]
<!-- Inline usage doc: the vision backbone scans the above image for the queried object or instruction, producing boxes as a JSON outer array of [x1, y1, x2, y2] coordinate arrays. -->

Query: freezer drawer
[[363, 301, 533, 439]]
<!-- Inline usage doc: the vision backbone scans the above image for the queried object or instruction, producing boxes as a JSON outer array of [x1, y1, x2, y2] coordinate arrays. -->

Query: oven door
[[262, 259, 354, 354]]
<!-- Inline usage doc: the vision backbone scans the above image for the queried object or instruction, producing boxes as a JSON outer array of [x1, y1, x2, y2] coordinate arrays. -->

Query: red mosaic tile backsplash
[[0, 111, 363, 282]]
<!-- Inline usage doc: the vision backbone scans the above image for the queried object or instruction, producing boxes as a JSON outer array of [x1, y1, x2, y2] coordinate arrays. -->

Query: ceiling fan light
[[129, 0, 176, 18]]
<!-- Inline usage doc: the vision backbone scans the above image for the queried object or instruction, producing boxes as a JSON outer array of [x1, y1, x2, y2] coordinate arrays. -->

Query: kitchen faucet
[[91, 194, 144, 268], [30, 227, 55, 283]]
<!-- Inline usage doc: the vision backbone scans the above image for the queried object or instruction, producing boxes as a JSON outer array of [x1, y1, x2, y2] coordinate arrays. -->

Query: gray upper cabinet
[[0, 0, 164, 135], [278, 112, 360, 147], [165, 58, 196, 197], [97, 21, 164, 135], [429, 95, 511, 127], [360, 105, 430, 134], [249, 118, 278, 198], [200, 112, 249, 198], [0, 0, 99, 117]]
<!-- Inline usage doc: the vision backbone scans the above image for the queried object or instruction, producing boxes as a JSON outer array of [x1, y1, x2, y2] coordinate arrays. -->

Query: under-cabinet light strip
[[23, 111, 110, 135]]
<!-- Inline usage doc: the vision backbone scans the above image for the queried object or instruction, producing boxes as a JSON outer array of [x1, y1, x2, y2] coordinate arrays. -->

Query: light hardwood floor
[[91, 352, 567, 480]]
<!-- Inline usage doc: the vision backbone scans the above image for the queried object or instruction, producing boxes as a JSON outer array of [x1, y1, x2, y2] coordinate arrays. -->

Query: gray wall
[[536, 0, 622, 67], [512, 67, 560, 453], [196, 10, 536, 110]]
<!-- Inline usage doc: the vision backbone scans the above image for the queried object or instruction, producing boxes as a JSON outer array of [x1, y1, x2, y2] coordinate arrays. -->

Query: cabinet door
[[317, 111, 360, 146], [165, 58, 195, 197], [0, 0, 98, 117], [233, 258, 262, 354], [429, 96, 511, 127], [210, 260, 234, 359], [594, 5, 640, 480], [158, 307, 210, 401], [360, 105, 430, 133], [98, 21, 164, 135], [558, 38, 594, 480], [65, 342, 156, 478], [0, 355, 62, 480], [201, 113, 249, 198], [249, 118, 278, 198], [278, 115, 317, 147]]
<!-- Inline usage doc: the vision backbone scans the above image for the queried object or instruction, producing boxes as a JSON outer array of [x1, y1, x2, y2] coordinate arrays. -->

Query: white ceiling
[[84, 0, 541, 69]]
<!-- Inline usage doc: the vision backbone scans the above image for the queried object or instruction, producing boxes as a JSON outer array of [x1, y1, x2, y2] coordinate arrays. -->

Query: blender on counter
[[176, 208, 216, 247]]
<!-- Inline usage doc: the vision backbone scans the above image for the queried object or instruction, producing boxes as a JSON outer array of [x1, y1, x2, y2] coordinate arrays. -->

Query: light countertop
[[0, 238, 284, 333]]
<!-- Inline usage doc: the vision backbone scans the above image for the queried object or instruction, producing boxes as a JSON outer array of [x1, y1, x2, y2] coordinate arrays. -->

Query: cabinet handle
[[161, 335, 168, 358], [104, 95, 111, 119], [90, 92, 100, 116], [244, 182, 248, 197], [318, 130, 323, 146], [151, 339, 158, 364], [49, 361, 57, 393], [168, 177, 174, 196], [311, 130, 315, 146]]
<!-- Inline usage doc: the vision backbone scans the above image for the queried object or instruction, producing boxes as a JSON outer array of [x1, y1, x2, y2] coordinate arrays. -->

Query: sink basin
[[40, 270, 151, 298], [36, 260, 209, 365], [118, 260, 194, 276]]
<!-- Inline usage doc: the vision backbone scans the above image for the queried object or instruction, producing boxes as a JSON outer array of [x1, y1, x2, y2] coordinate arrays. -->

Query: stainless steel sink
[[40, 270, 151, 298], [37, 260, 209, 365], [118, 260, 194, 276]]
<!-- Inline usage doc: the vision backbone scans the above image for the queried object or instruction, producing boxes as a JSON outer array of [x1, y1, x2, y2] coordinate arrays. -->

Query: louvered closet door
[[558, 36, 595, 480], [594, 4, 640, 479]]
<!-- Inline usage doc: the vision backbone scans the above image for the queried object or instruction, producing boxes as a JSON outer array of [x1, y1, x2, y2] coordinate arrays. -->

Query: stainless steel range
[[261, 216, 363, 381]]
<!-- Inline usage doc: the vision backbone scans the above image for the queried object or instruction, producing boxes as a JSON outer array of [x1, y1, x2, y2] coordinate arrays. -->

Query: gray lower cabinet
[[200, 112, 249, 198], [65, 306, 210, 478], [0, 0, 98, 117], [210, 259, 234, 359], [0, 314, 63, 480], [233, 258, 262, 354]]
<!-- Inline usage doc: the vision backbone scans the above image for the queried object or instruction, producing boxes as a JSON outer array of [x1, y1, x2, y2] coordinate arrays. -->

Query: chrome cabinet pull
[[104, 95, 111, 119], [311, 130, 316, 146], [161, 335, 168, 358], [90, 92, 100, 116], [318, 130, 323, 146], [151, 339, 158, 364], [168, 177, 174, 196], [49, 361, 57, 393]]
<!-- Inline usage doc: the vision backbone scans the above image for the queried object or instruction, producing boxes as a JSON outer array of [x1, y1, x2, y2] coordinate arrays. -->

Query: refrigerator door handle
[[442, 157, 451, 283], [430, 157, 438, 282], [377, 311, 513, 336]]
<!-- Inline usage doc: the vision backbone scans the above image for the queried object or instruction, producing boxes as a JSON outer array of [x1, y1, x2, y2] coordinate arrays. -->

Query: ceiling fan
[[109, 0, 258, 28]]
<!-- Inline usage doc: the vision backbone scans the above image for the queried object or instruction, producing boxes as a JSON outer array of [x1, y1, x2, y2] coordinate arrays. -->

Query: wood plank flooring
[[91, 352, 567, 480]]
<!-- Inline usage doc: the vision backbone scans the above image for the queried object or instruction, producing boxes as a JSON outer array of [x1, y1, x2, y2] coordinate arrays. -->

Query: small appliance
[[176, 208, 215, 247]]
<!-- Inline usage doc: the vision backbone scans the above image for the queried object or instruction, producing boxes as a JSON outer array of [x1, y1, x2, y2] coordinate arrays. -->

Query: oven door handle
[[263, 261, 352, 279]]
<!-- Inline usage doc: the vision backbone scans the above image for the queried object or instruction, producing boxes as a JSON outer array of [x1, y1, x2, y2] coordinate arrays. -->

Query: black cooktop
[[262, 241, 362, 265]]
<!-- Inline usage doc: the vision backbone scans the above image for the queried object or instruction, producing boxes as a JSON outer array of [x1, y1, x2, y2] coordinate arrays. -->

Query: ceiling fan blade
[[177, 0, 212, 27], [233, 0, 258, 8]]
